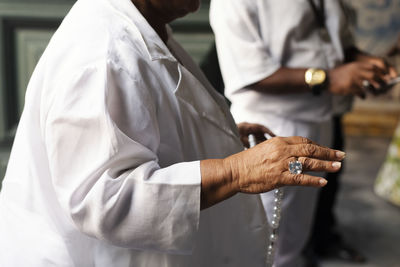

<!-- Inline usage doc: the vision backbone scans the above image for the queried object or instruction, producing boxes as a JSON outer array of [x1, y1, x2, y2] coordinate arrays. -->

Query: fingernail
[[319, 179, 328, 186], [336, 151, 346, 159], [332, 162, 342, 169]]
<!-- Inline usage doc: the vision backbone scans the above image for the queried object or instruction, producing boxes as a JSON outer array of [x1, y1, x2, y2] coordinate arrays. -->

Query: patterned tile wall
[[347, 0, 400, 55]]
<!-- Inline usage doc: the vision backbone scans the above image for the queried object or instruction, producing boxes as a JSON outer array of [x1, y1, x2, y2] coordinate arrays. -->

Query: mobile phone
[[386, 76, 400, 87], [370, 76, 400, 95]]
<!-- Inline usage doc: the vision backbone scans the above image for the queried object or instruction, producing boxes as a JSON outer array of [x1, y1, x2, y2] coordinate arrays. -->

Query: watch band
[[311, 82, 325, 96]]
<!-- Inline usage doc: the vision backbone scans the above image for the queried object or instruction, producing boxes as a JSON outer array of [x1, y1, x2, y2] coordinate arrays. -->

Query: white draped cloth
[[0, 0, 269, 266]]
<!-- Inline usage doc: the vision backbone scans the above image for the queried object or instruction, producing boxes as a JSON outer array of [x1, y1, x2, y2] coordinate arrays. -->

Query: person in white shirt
[[210, 0, 397, 266], [0, 0, 345, 266]]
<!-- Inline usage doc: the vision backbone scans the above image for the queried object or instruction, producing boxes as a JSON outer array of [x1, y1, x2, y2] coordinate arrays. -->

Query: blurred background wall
[[0, 0, 399, 181], [0, 0, 75, 181]]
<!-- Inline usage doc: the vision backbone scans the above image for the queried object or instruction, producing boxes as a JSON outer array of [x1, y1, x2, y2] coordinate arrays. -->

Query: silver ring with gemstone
[[362, 80, 370, 90], [288, 159, 303, 174]]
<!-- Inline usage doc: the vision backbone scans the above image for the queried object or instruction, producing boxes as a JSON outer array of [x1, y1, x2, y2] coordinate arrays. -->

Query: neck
[[131, 0, 169, 43]]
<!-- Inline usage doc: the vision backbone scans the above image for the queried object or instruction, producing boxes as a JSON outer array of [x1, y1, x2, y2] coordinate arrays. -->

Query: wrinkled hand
[[237, 122, 275, 148], [224, 136, 344, 193]]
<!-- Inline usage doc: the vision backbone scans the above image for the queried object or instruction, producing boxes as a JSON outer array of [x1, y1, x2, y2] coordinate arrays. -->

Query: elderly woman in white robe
[[0, 0, 344, 266]]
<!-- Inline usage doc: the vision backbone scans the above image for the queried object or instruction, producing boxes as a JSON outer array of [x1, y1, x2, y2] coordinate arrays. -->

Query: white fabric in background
[[210, 0, 353, 122], [210, 0, 348, 266]]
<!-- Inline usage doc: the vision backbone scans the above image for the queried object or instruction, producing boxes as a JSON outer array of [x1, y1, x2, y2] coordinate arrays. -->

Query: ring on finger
[[288, 158, 303, 174], [362, 80, 370, 90]]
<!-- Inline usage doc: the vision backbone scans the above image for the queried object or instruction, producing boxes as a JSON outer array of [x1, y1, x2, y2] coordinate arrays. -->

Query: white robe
[[0, 0, 269, 266]]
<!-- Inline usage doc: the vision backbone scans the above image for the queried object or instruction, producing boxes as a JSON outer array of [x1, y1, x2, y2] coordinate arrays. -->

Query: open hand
[[225, 136, 344, 193]]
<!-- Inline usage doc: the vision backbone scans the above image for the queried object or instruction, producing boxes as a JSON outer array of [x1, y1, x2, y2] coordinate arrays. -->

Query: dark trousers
[[310, 115, 344, 249]]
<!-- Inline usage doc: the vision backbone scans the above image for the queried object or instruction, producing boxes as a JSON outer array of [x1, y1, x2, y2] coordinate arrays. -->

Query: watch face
[[306, 69, 326, 85], [313, 70, 326, 84]]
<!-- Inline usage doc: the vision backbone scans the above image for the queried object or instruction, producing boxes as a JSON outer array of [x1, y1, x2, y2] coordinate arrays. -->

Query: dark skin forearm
[[250, 67, 311, 94], [250, 47, 397, 97], [248, 47, 368, 95], [200, 159, 237, 210]]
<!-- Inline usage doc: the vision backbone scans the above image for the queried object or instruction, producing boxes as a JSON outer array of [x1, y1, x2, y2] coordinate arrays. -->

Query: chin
[[182, 0, 201, 16], [189, 0, 201, 12], [168, 0, 201, 21]]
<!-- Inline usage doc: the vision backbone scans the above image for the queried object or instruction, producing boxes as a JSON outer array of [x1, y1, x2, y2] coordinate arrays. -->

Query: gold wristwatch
[[305, 68, 327, 96]]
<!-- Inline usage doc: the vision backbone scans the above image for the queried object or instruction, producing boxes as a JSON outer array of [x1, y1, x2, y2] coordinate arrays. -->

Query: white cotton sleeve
[[210, 0, 281, 95], [44, 61, 201, 254]]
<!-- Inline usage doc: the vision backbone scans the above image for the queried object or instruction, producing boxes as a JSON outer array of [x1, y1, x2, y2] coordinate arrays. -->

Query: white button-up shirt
[[0, 0, 269, 266], [210, 0, 354, 123]]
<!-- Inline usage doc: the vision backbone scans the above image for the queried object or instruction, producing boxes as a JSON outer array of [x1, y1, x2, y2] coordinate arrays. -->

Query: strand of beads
[[247, 135, 284, 267], [266, 187, 284, 267]]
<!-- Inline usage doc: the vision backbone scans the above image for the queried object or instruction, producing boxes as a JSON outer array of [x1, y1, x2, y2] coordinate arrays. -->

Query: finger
[[381, 59, 398, 78], [249, 124, 275, 137], [254, 133, 267, 143], [237, 123, 249, 136], [290, 143, 346, 161], [360, 59, 387, 74], [281, 172, 327, 187], [238, 123, 275, 140], [279, 136, 336, 152], [259, 126, 276, 138], [358, 75, 383, 94], [363, 78, 380, 91], [358, 62, 377, 72], [251, 125, 270, 142], [241, 136, 250, 148], [370, 58, 387, 72], [237, 122, 255, 136], [360, 64, 390, 84], [281, 136, 316, 145], [359, 68, 386, 85], [388, 66, 398, 79], [297, 157, 342, 173], [372, 64, 392, 82]]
